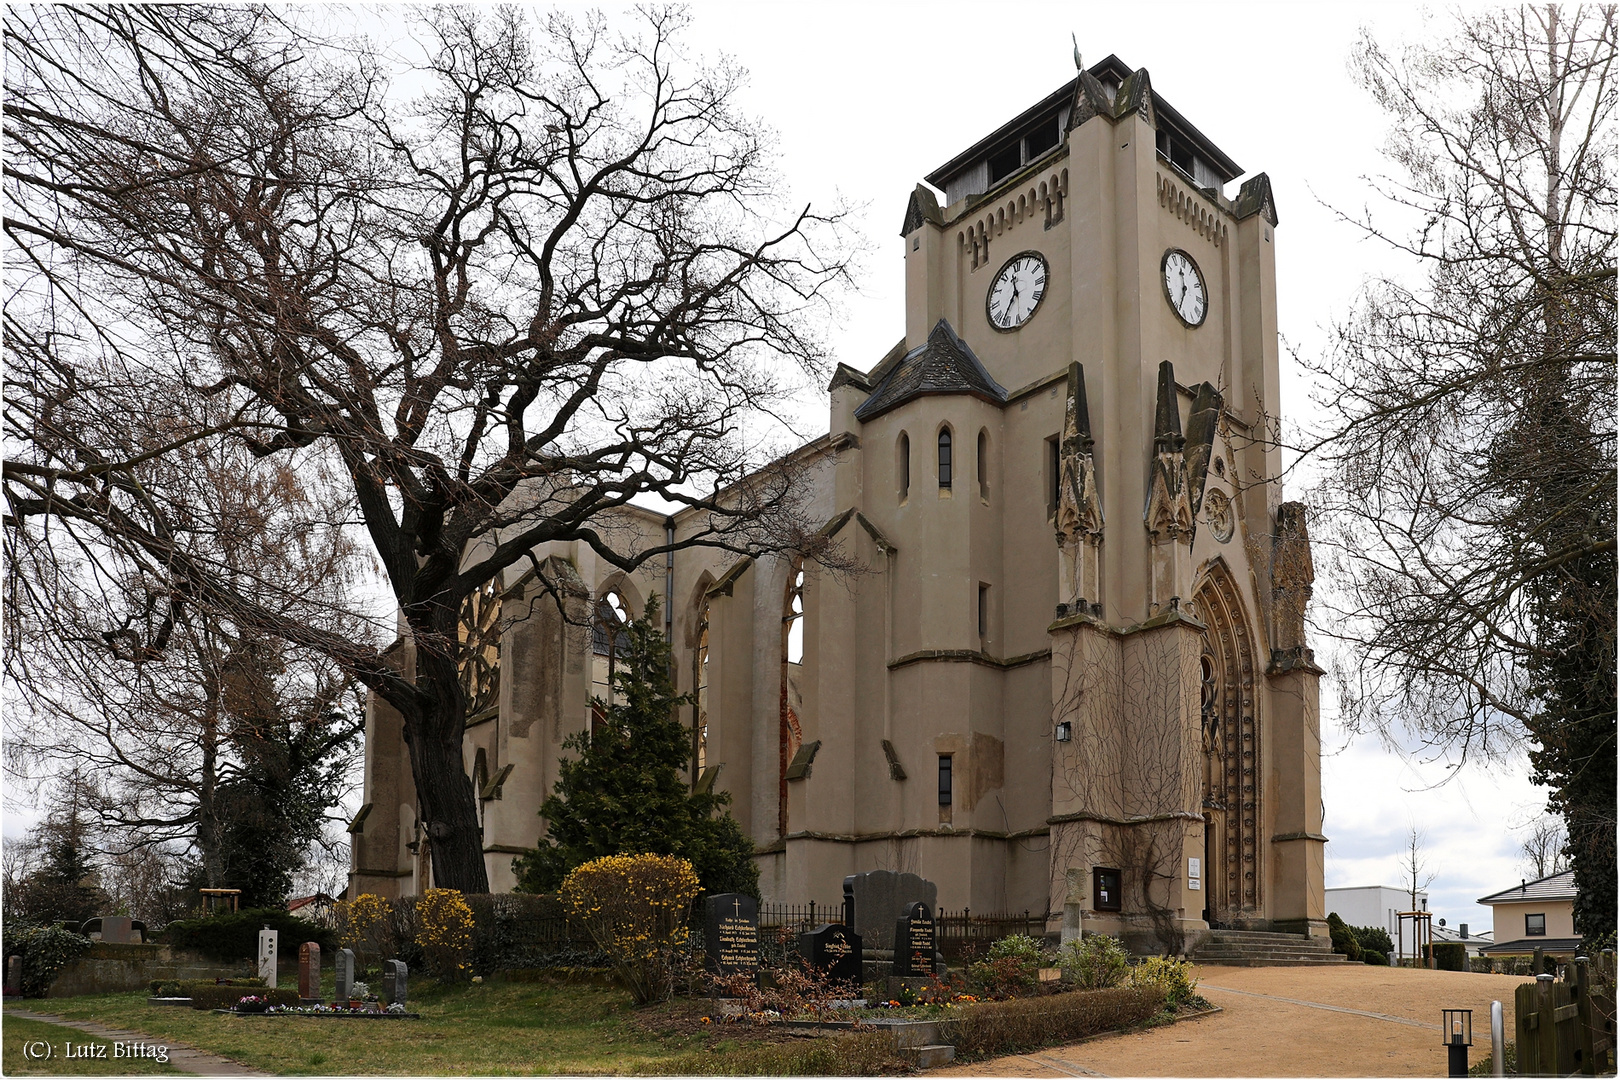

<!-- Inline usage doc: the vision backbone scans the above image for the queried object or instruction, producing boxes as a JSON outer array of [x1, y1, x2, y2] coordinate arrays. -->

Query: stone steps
[[1191, 929, 1348, 967]]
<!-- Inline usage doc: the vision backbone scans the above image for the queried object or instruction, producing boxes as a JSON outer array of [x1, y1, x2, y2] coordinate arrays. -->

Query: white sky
[[4, 1, 1553, 934]]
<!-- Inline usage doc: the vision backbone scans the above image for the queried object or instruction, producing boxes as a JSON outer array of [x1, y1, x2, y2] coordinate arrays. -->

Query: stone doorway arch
[[1193, 561, 1260, 926]]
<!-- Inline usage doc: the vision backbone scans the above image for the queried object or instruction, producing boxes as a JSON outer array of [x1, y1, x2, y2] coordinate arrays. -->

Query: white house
[[1325, 885, 1430, 960]]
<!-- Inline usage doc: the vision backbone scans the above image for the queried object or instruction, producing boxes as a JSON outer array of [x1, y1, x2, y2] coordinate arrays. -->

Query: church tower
[[851, 54, 1325, 949]]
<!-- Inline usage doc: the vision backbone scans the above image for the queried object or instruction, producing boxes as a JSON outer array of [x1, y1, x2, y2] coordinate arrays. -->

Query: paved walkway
[[6, 1008, 268, 1077], [937, 963, 1534, 1077]]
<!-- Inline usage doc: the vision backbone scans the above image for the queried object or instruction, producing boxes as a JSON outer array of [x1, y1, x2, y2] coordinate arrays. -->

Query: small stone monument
[[257, 926, 279, 988], [800, 924, 863, 987], [892, 901, 937, 977], [4, 955, 21, 998], [382, 959, 407, 1006], [704, 893, 759, 979], [298, 942, 321, 1003], [335, 948, 356, 1002]]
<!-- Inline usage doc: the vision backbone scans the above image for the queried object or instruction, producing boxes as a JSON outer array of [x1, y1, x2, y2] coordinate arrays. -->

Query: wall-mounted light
[[1055, 722, 1072, 742]]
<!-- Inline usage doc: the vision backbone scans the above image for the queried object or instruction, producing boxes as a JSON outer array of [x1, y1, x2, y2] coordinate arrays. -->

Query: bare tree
[[3, 6, 853, 893], [1308, 5, 1616, 758], [1519, 815, 1571, 879], [1305, 6, 1615, 941], [1402, 825, 1438, 913]]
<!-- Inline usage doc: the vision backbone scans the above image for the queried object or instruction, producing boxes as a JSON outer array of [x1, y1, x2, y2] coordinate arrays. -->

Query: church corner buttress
[[354, 53, 1326, 953]]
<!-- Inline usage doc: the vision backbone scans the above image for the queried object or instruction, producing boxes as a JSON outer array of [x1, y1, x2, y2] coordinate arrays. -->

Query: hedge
[[150, 977, 264, 997], [1434, 943, 1468, 972], [950, 986, 1167, 1059], [1, 922, 92, 998], [160, 908, 335, 961]]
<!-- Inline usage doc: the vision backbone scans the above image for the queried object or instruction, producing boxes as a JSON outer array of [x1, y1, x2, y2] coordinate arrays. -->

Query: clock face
[[986, 252, 1048, 331], [1162, 249, 1208, 328]]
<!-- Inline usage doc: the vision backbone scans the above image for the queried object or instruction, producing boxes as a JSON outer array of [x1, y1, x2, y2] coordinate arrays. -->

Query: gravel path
[[5, 1008, 268, 1077], [937, 963, 1532, 1077]]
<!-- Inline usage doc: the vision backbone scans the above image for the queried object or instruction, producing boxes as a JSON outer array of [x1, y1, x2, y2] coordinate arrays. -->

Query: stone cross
[[335, 948, 356, 1002], [382, 959, 407, 1006], [257, 927, 278, 988], [298, 942, 321, 1001], [4, 955, 21, 998]]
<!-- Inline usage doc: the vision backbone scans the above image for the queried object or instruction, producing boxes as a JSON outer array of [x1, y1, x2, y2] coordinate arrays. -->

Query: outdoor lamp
[[1442, 1008, 1473, 1077], [1055, 722, 1072, 742]]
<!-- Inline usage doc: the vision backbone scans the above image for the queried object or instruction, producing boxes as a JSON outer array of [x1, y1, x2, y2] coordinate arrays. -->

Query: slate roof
[[1476, 870, 1577, 905], [853, 319, 1008, 422]]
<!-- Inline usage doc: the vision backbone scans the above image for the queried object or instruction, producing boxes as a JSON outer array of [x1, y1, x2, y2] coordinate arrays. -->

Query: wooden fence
[[1515, 954, 1616, 1077]]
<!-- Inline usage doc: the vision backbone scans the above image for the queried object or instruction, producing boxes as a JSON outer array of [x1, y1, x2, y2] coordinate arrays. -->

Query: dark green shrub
[[2, 922, 91, 997], [1351, 925, 1395, 956], [968, 935, 1044, 997], [459, 892, 603, 974], [1363, 950, 1388, 966], [150, 977, 265, 997], [187, 986, 299, 1010], [1434, 942, 1468, 971], [951, 986, 1167, 1058], [1326, 912, 1363, 962], [160, 908, 334, 961]]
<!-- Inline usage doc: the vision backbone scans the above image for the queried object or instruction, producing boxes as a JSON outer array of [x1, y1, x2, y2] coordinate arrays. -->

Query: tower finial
[[1072, 34, 1083, 72]]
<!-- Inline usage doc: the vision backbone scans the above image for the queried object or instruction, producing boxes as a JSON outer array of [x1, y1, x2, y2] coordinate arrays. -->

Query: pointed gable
[[853, 319, 1008, 422]]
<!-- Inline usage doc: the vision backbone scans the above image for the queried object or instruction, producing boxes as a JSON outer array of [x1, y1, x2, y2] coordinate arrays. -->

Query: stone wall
[[47, 943, 250, 998]]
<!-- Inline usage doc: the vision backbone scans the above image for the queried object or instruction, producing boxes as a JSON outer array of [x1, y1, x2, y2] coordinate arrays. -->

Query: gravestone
[[382, 959, 407, 1006], [4, 955, 20, 998], [704, 893, 759, 978], [335, 948, 356, 1002], [98, 916, 137, 944], [257, 927, 278, 988], [843, 870, 937, 947], [800, 923, 862, 987], [298, 942, 321, 1002], [892, 902, 937, 977]]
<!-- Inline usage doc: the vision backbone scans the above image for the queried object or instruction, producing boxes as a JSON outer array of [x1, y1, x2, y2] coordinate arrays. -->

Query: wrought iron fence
[[936, 909, 1056, 959]]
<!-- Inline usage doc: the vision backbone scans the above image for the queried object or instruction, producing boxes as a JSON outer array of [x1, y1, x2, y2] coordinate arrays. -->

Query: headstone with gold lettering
[[704, 893, 759, 978], [892, 901, 937, 977], [800, 923, 863, 987]]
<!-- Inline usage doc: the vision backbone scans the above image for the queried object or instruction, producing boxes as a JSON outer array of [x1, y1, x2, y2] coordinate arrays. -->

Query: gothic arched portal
[[1192, 562, 1260, 925]]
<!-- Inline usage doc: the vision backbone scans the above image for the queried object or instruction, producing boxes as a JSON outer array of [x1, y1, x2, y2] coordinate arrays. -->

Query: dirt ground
[[937, 963, 1532, 1078]]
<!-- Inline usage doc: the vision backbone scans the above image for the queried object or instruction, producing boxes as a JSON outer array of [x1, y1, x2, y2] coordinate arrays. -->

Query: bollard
[[1490, 1000, 1504, 1078]]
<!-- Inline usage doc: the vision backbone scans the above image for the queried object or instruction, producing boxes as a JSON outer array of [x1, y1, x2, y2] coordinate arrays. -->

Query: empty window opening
[[988, 142, 1022, 184], [785, 567, 805, 665], [898, 432, 911, 501], [978, 583, 990, 640], [938, 755, 953, 806], [977, 430, 989, 500], [589, 590, 631, 734], [1024, 117, 1059, 159], [692, 600, 710, 780], [938, 429, 953, 489]]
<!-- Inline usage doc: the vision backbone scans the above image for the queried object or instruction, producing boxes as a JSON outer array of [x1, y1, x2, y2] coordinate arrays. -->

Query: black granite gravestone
[[892, 901, 937, 977], [800, 923, 863, 986], [704, 893, 759, 977]]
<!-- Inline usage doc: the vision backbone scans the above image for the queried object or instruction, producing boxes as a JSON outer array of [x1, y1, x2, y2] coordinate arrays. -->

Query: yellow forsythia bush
[[560, 853, 700, 1004], [416, 888, 476, 982], [336, 893, 394, 976]]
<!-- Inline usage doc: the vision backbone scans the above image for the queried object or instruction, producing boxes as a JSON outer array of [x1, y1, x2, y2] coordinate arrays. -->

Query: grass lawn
[[7, 976, 877, 1076], [3, 1015, 184, 1076]]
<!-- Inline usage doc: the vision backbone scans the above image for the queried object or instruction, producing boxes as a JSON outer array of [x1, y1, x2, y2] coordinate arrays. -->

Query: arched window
[[785, 566, 805, 665], [693, 599, 710, 779], [897, 432, 911, 501], [458, 579, 502, 718], [589, 590, 631, 734], [938, 428, 953, 489], [977, 429, 989, 500]]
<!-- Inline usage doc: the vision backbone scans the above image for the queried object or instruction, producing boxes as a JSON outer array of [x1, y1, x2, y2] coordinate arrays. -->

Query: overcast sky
[[5, 2, 1554, 934]]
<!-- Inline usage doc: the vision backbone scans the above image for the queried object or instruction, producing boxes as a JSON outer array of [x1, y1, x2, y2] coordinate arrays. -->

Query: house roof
[[853, 319, 1007, 422], [1481, 937, 1583, 956], [1476, 870, 1577, 905]]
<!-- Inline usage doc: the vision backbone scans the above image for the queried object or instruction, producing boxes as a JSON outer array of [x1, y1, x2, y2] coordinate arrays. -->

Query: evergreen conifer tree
[[513, 597, 759, 899]]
